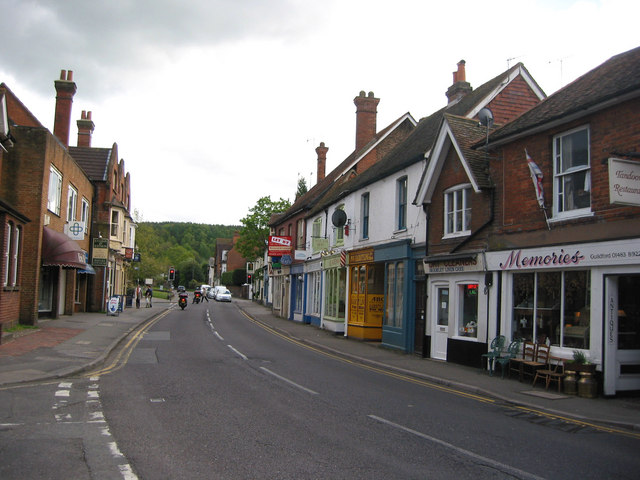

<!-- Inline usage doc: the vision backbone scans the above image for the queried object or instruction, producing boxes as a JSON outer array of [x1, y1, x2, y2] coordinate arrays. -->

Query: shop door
[[431, 286, 449, 360], [349, 266, 366, 324], [414, 280, 426, 356], [604, 275, 640, 394]]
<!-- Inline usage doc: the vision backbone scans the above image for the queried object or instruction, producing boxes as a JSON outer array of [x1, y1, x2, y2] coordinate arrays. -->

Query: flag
[[526, 149, 545, 208]]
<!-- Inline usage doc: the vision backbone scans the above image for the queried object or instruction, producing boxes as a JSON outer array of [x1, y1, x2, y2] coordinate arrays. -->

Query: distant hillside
[[134, 222, 240, 286]]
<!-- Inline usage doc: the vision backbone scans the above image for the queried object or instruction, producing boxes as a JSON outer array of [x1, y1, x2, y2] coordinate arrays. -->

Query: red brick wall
[[485, 76, 542, 125], [493, 97, 640, 246]]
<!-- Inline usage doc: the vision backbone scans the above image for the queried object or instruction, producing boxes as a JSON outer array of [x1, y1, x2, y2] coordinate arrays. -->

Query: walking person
[[135, 284, 142, 309], [145, 286, 153, 307]]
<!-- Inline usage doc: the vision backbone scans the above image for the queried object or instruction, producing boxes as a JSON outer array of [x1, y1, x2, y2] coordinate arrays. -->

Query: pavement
[[1, 297, 639, 435]]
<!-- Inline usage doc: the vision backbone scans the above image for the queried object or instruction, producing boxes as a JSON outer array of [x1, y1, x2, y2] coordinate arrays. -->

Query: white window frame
[[3, 222, 10, 286], [553, 125, 591, 219], [81, 198, 90, 233], [444, 184, 471, 238], [111, 210, 119, 237], [48, 165, 63, 216], [67, 184, 78, 222], [361, 192, 369, 240], [396, 177, 408, 231]]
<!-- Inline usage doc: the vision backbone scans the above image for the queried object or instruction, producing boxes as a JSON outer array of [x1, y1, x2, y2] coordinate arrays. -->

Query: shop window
[[3, 222, 11, 286], [361, 192, 370, 239], [384, 262, 404, 328], [3, 222, 20, 287], [458, 283, 478, 338], [324, 268, 346, 320], [512, 270, 590, 348], [308, 271, 321, 315], [48, 165, 63, 216], [553, 126, 591, 218], [294, 275, 303, 314], [444, 185, 471, 237], [618, 276, 640, 350]]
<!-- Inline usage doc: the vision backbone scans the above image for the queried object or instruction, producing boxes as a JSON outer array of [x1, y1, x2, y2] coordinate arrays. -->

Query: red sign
[[125, 247, 134, 260], [268, 235, 292, 256]]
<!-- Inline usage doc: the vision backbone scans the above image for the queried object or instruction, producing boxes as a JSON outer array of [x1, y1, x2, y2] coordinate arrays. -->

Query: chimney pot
[[315, 142, 328, 183], [353, 90, 380, 151], [53, 68, 77, 147], [446, 60, 472, 106]]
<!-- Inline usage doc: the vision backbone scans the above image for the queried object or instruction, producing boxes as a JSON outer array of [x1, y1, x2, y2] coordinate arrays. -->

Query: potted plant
[[566, 350, 596, 374]]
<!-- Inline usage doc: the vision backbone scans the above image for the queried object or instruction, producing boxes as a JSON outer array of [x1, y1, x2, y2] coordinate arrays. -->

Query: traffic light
[[247, 273, 252, 283], [169, 268, 175, 281]]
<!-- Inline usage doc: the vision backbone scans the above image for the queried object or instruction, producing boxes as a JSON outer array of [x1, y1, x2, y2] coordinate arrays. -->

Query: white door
[[432, 286, 449, 360], [604, 275, 640, 395]]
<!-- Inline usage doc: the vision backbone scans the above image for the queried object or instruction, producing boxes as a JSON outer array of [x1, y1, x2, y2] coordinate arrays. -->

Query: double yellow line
[[240, 310, 640, 440], [85, 309, 171, 377]]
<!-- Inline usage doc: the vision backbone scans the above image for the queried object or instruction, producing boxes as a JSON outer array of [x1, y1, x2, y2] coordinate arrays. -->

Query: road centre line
[[368, 415, 547, 480], [227, 345, 248, 360], [260, 367, 319, 395]]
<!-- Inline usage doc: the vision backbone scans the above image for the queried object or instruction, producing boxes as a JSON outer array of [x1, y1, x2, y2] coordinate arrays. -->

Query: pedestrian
[[135, 284, 142, 309], [145, 286, 153, 307]]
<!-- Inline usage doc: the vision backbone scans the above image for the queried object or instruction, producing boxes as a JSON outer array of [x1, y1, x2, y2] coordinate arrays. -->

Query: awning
[[78, 263, 96, 274], [41, 226, 86, 269]]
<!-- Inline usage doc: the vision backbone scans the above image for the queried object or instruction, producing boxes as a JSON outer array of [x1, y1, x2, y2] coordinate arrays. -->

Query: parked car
[[215, 289, 232, 302], [206, 288, 215, 299]]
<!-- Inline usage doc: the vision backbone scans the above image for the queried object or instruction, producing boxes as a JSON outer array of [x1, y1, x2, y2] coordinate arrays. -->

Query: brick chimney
[[446, 60, 472, 105], [53, 69, 77, 147], [76, 110, 95, 147], [315, 142, 328, 183], [354, 91, 379, 151]]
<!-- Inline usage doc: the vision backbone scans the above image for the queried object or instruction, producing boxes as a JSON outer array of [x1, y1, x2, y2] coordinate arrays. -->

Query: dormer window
[[444, 184, 471, 237]]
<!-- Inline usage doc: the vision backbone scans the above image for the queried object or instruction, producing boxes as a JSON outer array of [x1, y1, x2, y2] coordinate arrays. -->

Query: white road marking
[[214, 331, 224, 341], [55, 390, 70, 397], [260, 367, 319, 395], [227, 345, 248, 360], [368, 415, 547, 480]]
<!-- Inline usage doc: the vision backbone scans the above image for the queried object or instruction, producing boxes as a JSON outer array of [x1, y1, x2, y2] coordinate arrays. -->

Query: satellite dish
[[331, 209, 347, 228], [478, 108, 494, 127]]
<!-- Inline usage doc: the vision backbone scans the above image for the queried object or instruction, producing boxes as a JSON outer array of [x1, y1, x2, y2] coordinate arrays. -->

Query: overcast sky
[[1, 0, 638, 225]]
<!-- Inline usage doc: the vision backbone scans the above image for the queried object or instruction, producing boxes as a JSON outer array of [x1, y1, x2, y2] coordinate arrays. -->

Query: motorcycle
[[178, 292, 188, 310], [193, 290, 201, 304]]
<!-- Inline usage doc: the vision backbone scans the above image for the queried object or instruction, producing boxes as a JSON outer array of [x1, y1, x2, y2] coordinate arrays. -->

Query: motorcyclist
[[192, 287, 202, 303]]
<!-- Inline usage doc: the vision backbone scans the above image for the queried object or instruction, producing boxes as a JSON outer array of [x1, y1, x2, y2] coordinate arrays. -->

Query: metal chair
[[481, 335, 506, 376], [494, 340, 521, 379]]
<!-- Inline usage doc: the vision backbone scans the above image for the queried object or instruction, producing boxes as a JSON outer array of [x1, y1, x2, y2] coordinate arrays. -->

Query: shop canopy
[[41, 226, 87, 269]]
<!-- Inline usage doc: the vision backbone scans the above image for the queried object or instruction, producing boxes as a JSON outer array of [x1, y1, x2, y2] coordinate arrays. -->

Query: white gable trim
[[416, 118, 480, 205]]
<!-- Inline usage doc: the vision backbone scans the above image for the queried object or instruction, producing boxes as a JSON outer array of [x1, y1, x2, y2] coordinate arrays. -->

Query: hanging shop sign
[[268, 235, 292, 256], [92, 238, 108, 267], [609, 157, 640, 206]]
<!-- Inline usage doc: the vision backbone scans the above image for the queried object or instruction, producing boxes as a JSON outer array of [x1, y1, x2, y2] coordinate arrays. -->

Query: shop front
[[424, 253, 490, 366], [486, 238, 640, 395], [347, 248, 384, 340], [321, 251, 346, 333], [304, 258, 322, 326]]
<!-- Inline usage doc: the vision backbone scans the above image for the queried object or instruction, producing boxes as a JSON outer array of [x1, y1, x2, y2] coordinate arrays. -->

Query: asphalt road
[[1, 300, 638, 479]]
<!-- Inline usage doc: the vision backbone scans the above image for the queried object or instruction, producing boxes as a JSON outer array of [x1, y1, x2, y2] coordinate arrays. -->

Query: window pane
[[513, 273, 535, 341], [459, 283, 478, 338], [385, 264, 395, 325], [563, 270, 590, 349], [536, 272, 561, 345], [619, 276, 640, 350], [437, 288, 449, 326], [395, 263, 404, 328], [560, 129, 589, 171]]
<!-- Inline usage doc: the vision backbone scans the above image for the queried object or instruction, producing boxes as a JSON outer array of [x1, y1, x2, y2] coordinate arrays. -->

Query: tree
[[295, 175, 308, 200], [235, 196, 291, 260]]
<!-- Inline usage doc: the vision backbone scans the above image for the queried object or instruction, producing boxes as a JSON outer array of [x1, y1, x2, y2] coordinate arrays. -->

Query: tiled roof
[[488, 46, 640, 144], [271, 112, 415, 225], [310, 64, 528, 214], [444, 114, 493, 189], [69, 146, 112, 181]]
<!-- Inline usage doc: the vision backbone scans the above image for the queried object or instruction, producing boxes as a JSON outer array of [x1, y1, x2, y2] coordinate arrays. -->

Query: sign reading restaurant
[[486, 238, 640, 271], [609, 157, 640, 206]]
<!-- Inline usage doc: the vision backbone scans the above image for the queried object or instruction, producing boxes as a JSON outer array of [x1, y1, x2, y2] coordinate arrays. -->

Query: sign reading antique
[[609, 157, 640, 206], [268, 235, 292, 256]]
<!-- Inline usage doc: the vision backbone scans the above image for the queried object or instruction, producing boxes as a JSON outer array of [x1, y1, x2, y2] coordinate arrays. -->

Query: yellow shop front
[[347, 248, 384, 340]]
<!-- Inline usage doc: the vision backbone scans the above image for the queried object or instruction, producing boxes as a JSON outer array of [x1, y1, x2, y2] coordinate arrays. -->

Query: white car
[[211, 285, 227, 299], [215, 289, 232, 302]]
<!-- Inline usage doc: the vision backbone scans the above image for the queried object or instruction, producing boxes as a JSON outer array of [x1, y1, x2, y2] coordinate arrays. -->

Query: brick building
[[1, 71, 95, 324]]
